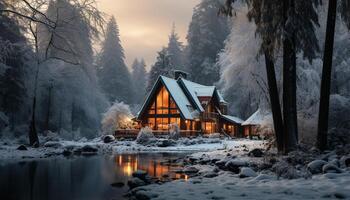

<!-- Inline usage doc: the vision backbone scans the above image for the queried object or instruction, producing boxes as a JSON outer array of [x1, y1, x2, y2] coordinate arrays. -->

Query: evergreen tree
[[147, 48, 172, 92], [131, 58, 147, 104], [317, 0, 350, 150], [0, 1, 28, 130], [167, 24, 185, 70], [146, 25, 185, 91], [187, 0, 230, 85], [97, 16, 133, 103]]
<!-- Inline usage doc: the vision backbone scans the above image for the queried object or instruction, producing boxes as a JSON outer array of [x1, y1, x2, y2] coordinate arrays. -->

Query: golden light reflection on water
[[115, 154, 188, 181]]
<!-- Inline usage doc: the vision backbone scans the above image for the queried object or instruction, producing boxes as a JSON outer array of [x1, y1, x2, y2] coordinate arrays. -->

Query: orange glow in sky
[[97, 0, 200, 69]]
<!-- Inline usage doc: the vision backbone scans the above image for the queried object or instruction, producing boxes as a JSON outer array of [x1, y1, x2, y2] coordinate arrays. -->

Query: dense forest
[[0, 0, 350, 153]]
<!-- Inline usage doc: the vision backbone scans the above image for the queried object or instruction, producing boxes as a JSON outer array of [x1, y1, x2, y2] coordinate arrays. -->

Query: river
[[0, 153, 188, 200]]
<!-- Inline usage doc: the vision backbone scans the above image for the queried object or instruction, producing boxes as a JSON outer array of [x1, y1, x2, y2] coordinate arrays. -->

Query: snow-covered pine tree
[[217, 5, 268, 120], [186, 0, 230, 85], [0, 1, 29, 131], [36, 0, 108, 138], [147, 48, 171, 92], [131, 58, 147, 104], [97, 16, 133, 104], [245, 0, 321, 153], [167, 24, 185, 70]]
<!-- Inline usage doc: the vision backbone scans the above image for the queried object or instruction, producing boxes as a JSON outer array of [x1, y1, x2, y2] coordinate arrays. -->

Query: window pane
[[156, 117, 169, 130], [170, 118, 180, 127]]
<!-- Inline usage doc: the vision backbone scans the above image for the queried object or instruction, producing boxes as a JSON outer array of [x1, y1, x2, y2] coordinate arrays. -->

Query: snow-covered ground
[[134, 171, 350, 200], [0, 136, 264, 161], [113, 138, 264, 153]]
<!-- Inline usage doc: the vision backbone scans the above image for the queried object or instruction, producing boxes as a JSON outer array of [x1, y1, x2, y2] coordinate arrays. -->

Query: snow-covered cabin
[[242, 109, 272, 137], [137, 72, 244, 137]]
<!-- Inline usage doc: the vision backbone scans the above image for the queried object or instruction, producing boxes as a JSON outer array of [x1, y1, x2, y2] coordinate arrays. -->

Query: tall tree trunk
[[29, 27, 40, 147], [29, 64, 40, 147], [264, 52, 284, 153], [283, 0, 298, 153], [44, 84, 53, 135], [317, 0, 337, 151]]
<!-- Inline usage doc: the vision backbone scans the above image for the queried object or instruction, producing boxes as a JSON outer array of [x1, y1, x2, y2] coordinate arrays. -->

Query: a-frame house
[[137, 72, 244, 137]]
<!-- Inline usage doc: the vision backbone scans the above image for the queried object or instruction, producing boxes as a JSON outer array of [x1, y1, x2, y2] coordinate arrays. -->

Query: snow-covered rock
[[17, 145, 27, 151], [239, 167, 257, 178], [103, 135, 115, 143], [340, 156, 350, 168], [44, 141, 63, 148], [156, 139, 176, 147], [183, 166, 199, 174], [322, 163, 343, 174], [248, 148, 264, 157], [225, 159, 248, 173], [203, 171, 218, 178], [128, 177, 146, 189], [307, 160, 328, 174]]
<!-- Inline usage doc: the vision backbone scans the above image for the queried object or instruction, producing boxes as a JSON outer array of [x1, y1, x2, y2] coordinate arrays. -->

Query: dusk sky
[[97, 0, 200, 69]]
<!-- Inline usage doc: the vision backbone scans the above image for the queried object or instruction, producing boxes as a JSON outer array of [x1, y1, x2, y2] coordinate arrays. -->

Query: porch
[[115, 129, 201, 139]]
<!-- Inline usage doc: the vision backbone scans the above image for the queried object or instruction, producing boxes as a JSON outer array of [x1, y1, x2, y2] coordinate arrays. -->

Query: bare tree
[[0, 0, 105, 146]]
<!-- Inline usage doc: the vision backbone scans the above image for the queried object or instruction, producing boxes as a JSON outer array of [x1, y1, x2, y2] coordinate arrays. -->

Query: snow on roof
[[138, 75, 231, 120], [217, 90, 228, 104], [242, 109, 271, 126], [161, 76, 196, 119], [221, 114, 244, 124], [179, 78, 221, 112]]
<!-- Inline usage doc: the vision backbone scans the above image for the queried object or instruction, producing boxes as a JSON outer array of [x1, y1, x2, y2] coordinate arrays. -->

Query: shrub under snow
[[101, 101, 133, 135], [168, 123, 180, 140], [136, 127, 155, 145]]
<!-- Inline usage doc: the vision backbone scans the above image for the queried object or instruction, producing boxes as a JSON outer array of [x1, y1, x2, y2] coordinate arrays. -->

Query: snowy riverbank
[[0, 135, 265, 161], [125, 140, 350, 200], [131, 170, 350, 200]]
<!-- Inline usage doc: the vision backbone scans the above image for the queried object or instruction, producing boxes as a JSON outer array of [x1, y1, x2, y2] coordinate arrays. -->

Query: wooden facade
[[136, 75, 244, 137]]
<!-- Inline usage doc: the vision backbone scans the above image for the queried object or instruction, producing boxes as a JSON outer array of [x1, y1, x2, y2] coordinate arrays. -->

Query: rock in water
[[248, 149, 264, 157], [62, 149, 72, 157], [239, 167, 257, 178], [307, 160, 328, 174], [17, 145, 27, 151], [111, 182, 124, 188], [127, 177, 146, 189], [132, 170, 148, 180], [225, 160, 248, 174], [80, 145, 98, 155], [103, 135, 115, 143]]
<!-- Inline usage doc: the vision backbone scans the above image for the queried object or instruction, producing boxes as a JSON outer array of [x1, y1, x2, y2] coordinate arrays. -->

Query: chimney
[[174, 70, 188, 80]]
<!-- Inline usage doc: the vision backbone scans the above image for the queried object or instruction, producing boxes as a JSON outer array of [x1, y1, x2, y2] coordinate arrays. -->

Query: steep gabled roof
[[178, 78, 205, 112], [242, 109, 272, 126], [138, 76, 197, 120], [221, 114, 244, 124]]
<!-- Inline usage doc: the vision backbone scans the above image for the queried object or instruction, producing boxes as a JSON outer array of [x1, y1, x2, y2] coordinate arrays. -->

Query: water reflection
[[115, 154, 188, 181], [0, 153, 187, 200]]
